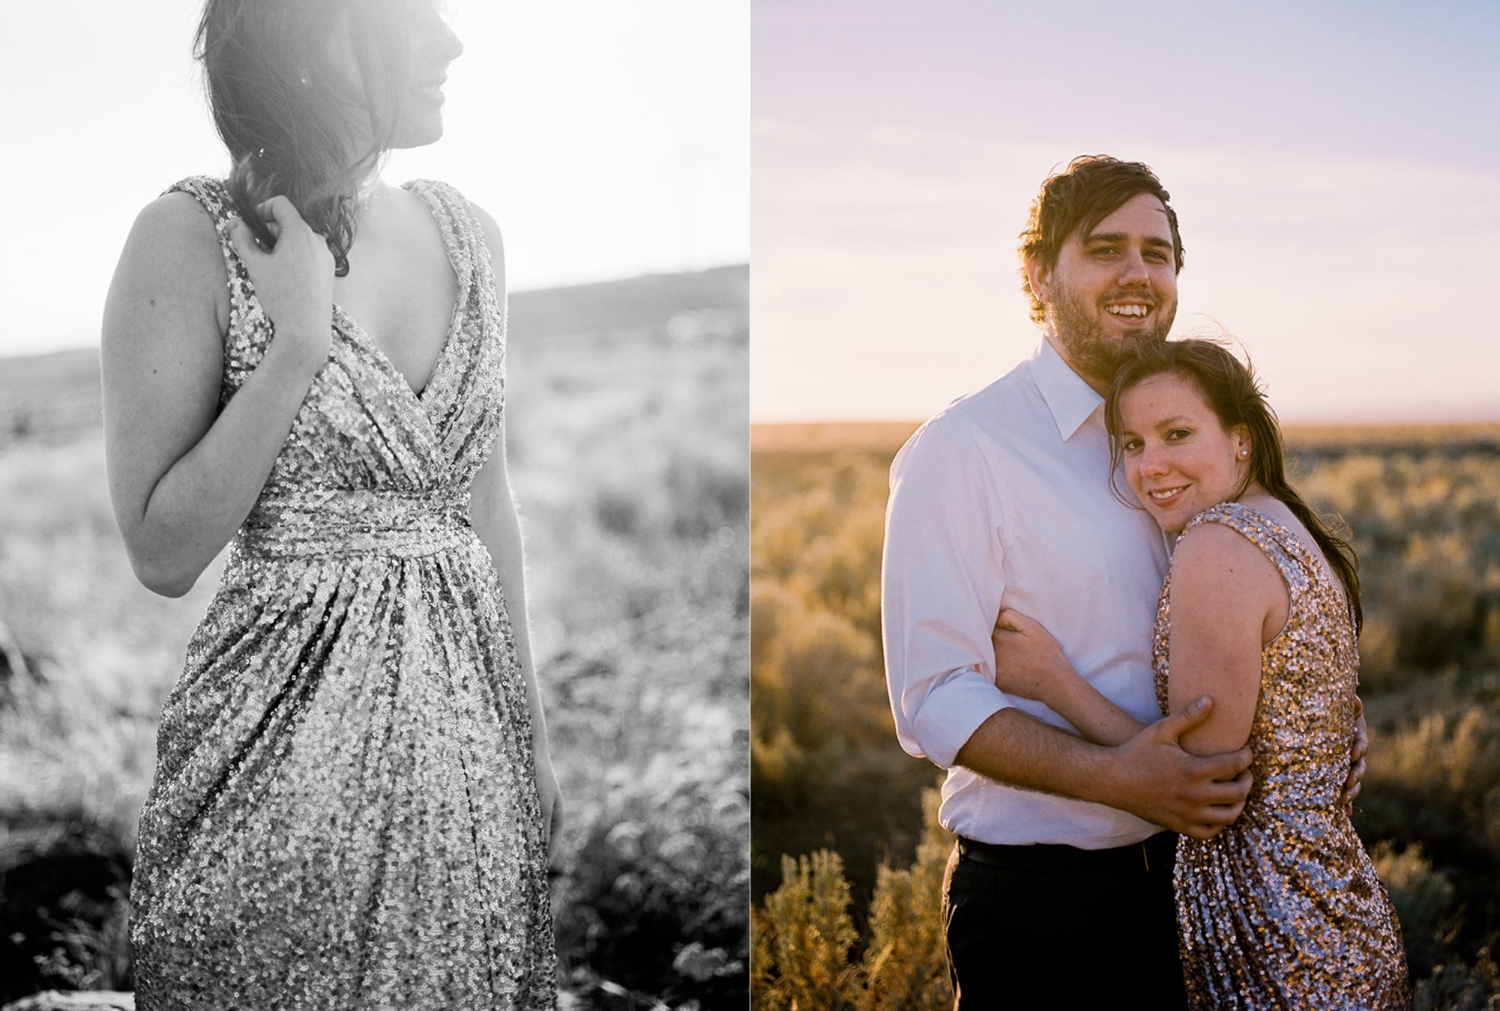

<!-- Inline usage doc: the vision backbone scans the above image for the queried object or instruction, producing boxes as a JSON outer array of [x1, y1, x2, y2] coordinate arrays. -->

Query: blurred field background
[[751, 420, 1500, 1010], [0, 265, 749, 1010]]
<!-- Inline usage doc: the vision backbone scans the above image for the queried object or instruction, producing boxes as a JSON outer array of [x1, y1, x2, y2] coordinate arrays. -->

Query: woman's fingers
[[225, 217, 264, 263], [225, 197, 335, 376], [256, 194, 302, 225]]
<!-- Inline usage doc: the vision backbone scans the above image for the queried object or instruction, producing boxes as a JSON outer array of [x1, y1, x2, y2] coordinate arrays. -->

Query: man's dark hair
[[1019, 155, 1185, 323]]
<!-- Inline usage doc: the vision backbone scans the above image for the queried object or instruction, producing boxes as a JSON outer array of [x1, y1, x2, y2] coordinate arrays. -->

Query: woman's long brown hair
[[195, 0, 412, 276], [1104, 338, 1363, 632]]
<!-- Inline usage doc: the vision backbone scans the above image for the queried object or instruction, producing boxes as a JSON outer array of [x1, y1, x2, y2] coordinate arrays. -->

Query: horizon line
[[0, 262, 750, 362]]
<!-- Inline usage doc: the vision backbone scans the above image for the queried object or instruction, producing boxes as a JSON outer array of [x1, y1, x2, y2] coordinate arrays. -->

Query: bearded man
[[880, 155, 1365, 1009]]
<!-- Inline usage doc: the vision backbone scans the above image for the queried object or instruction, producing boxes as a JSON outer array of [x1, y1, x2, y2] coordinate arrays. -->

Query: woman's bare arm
[[466, 203, 562, 860], [102, 193, 333, 596], [1163, 522, 1284, 756], [991, 609, 1146, 746]]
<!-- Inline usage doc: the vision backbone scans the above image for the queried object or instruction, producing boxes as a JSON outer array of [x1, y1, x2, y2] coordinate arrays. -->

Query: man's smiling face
[[1029, 191, 1180, 392]]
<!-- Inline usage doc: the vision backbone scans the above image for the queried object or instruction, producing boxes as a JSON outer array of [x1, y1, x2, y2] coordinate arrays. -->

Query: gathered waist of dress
[[235, 488, 476, 560]]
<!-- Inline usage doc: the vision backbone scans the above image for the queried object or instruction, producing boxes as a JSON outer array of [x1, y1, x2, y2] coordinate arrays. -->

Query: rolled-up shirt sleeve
[[882, 414, 1013, 768]]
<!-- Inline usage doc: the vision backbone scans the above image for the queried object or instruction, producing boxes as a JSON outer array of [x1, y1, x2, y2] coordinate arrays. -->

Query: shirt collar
[[1031, 337, 1104, 441]]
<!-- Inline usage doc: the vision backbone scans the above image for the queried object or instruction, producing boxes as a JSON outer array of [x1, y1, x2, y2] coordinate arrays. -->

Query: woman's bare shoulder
[[126, 191, 226, 270], [1174, 517, 1275, 569], [1170, 517, 1285, 610], [109, 191, 231, 334]]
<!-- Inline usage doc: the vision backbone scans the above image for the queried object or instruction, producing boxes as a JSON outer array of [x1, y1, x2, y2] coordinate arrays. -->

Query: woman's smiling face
[[1118, 370, 1252, 533], [323, 0, 465, 152]]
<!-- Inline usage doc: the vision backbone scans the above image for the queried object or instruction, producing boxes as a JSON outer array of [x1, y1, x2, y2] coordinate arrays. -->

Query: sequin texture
[[129, 177, 557, 1009], [1155, 502, 1409, 1009]]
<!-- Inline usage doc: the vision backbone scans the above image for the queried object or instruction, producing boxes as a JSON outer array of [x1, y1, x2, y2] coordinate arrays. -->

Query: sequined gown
[[1156, 502, 1409, 1009], [130, 177, 557, 1010]]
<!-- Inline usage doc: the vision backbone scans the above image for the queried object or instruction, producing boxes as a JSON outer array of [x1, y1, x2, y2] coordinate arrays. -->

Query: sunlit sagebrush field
[[0, 265, 749, 1010], [751, 420, 1500, 1011]]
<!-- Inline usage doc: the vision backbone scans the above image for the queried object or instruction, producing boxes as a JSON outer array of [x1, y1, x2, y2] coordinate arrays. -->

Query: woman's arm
[[992, 610, 1146, 746], [102, 193, 333, 596], [1163, 522, 1285, 756], [466, 203, 562, 861]]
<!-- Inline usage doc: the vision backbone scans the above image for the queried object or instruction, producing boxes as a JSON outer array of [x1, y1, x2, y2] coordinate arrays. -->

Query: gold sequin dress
[[1155, 502, 1409, 1009], [129, 177, 557, 1010]]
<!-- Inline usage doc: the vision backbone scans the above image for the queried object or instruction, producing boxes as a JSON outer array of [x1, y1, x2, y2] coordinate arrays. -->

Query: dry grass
[[0, 266, 748, 1009], [750, 425, 1500, 1009]]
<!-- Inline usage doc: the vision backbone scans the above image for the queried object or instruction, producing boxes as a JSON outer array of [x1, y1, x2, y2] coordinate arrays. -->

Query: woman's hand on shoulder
[[1166, 521, 1286, 756], [226, 196, 334, 378]]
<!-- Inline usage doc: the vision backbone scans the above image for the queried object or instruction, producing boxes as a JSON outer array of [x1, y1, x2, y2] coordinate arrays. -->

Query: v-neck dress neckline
[[331, 180, 471, 406]]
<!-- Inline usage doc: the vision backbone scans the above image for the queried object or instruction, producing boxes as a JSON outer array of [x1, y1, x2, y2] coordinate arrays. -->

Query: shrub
[[1371, 840, 1462, 978], [555, 761, 749, 1009], [858, 790, 952, 1011], [753, 789, 953, 1011], [752, 851, 861, 1011], [1415, 948, 1500, 1011]]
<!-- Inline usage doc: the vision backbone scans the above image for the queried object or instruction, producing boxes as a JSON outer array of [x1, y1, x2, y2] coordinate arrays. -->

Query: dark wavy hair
[[1019, 155, 1186, 324], [195, 0, 414, 276], [1104, 338, 1363, 631]]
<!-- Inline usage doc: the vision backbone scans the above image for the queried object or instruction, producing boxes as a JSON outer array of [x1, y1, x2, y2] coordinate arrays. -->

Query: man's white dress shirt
[[882, 338, 1171, 848]]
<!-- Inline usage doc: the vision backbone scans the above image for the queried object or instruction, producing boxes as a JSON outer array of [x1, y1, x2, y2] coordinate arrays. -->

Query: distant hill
[[509, 265, 747, 342], [752, 419, 1500, 458], [0, 265, 748, 449]]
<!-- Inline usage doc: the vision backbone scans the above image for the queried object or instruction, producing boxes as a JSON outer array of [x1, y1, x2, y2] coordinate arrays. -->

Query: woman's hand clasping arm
[[992, 608, 1145, 746]]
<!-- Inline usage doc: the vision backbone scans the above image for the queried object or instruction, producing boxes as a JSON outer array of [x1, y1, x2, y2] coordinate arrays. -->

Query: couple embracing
[[881, 156, 1411, 1009]]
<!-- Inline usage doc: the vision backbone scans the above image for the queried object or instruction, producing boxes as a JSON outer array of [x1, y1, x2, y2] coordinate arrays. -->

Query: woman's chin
[[391, 120, 445, 151]]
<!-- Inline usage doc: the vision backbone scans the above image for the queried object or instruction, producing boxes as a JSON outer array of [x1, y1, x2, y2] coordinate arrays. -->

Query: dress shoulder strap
[[404, 179, 505, 333], [1179, 501, 1318, 607], [164, 175, 239, 269], [162, 176, 275, 401]]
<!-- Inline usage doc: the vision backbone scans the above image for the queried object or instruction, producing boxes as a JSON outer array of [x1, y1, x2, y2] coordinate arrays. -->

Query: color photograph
[[751, 2, 1500, 1007]]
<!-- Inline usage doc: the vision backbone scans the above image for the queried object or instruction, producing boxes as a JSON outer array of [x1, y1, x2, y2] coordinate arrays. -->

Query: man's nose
[[1117, 249, 1150, 286]]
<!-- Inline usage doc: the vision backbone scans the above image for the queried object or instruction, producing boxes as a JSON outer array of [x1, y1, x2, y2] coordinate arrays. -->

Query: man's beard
[[1050, 286, 1176, 390]]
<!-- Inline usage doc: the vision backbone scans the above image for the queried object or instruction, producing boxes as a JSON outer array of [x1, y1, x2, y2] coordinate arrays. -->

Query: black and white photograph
[[0, 1, 747, 1008]]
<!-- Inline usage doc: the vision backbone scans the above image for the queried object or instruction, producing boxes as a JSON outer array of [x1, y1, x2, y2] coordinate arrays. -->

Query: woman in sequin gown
[[101, 2, 557, 1008], [992, 340, 1409, 1008]]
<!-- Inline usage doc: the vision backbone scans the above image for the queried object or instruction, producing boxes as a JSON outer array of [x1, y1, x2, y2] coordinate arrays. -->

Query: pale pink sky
[[752, 0, 1500, 424]]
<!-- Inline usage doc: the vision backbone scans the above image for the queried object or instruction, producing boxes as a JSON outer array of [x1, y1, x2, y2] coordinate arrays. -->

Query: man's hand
[[1341, 698, 1369, 814], [1107, 697, 1254, 840]]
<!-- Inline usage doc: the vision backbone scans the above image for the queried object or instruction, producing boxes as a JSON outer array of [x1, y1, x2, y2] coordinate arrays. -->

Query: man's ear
[[1025, 257, 1050, 307]]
